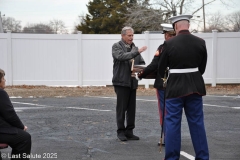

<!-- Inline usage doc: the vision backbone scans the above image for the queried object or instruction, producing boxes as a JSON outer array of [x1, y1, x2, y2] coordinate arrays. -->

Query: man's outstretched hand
[[138, 46, 147, 53], [24, 126, 28, 131]]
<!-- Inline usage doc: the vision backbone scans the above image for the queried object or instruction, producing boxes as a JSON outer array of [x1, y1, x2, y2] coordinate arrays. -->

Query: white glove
[[135, 72, 141, 81]]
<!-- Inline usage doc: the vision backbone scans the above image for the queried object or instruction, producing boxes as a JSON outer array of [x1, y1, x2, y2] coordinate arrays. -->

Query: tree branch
[[192, 0, 216, 15]]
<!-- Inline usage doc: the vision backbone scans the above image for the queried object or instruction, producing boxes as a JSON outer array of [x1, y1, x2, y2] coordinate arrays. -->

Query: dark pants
[[114, 86, 136, 135], [156, 89, 165, 127], [156, 89, 166, 142], [164, 94, 209, 160], [0, 128, 31, 160]]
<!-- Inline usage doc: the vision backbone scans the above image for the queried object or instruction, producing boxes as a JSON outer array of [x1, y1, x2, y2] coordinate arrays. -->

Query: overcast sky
[[0, 0, 239, 33]]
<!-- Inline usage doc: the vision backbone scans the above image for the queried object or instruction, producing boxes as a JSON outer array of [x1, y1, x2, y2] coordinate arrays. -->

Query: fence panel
[[216, 32, 240, 83], [11, 34, 79, 85], [0, 31, 239, 87], [0, 34, 8, 74]]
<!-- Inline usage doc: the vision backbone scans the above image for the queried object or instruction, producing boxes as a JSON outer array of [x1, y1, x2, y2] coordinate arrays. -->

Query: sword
[[159, 68, 168, 153], [131, 58, 134, 71], [159, 88, 166, 153]]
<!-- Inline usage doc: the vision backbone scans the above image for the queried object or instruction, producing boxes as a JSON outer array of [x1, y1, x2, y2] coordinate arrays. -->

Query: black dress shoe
[[117, 133, 127, 141], [125, 134, 140, 140]]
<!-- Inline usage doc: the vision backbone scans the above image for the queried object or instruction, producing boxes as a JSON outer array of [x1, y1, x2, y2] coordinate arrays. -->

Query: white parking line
[[86, 96, 116, 100], [12, 101, 53, 107], [180, 151, 195, 160], [12, 101, 113, 112], [203, 104, 240, 109], [136, 98, 157, 102], [12, 101, 54, 112], [232, 107, 240, 109], [206, 95, 240, 98], [86, 96, 240, 109], [67, 107, 112, 112], [10, 96, 22, 98], [86, 96, 157, 102], [14, 107, 47, 110], [203, 104, 229, 108]]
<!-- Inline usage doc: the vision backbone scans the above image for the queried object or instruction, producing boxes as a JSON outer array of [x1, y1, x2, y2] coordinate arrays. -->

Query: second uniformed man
[[158, 15, 209, 159]]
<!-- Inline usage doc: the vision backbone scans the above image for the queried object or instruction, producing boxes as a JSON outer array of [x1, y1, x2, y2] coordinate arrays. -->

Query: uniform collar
[[178, 30, 190, 35]]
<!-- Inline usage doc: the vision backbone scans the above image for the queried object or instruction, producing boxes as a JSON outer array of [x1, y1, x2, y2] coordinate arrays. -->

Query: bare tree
[[153, 0, 191, 15], [126, 0, 234, 32], [22, 23, 54, 34], [72, 13, 85, 34], [224, 11, 240, 32], [49, 19, 68, 34], [204, 12, 225, 32], [124, 0, 166, 33], [2, 17, 22, 33], [153, 0, 233, 16], [125, 0, 224, 33], [190, 16, 203, 32]]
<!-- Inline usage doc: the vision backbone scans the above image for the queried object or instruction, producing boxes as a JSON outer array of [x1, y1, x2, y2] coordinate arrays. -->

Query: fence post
[[212, 30, 218, 87], [144, 31, 150, 89], [7, 30, 13, 86], [78, 31, 83, 86]]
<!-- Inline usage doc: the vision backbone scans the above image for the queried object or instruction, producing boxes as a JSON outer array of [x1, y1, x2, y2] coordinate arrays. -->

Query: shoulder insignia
[[155, 50, 160, 56]]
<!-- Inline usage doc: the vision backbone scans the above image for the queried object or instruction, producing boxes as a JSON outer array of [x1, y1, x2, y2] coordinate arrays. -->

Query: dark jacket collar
[[178, 30, 190, 35]]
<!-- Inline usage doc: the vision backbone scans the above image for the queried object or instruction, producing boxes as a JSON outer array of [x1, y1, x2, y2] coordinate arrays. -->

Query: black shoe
[[125, 134, 140, 140], [158, 141, 165, 146], [117, 132, 127, 141]]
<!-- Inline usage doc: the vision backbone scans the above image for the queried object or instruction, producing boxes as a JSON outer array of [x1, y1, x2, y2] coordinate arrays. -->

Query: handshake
[[131, 65, 157, 80], [131, 65, 145, 80], [131, 71, 143, 81]]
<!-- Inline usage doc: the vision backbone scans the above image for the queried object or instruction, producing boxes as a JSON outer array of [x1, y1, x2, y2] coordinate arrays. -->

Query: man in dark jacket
[[157, 15, 209, 159], [0, 69, 31, 160], [112, 26, 147, 141], [137, 24, 175, 146]]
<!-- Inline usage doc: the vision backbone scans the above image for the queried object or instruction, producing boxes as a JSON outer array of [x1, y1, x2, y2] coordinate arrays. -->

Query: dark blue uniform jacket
[[158, 30, 207, 99], [138, 44, 165, 89]]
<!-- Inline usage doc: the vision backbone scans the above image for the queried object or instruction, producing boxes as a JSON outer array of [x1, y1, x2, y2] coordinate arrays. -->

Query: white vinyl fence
[[0, 30, 240, 88]]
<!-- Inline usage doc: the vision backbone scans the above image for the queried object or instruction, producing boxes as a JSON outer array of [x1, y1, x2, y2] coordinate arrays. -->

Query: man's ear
[[164, 34, 167, 40]]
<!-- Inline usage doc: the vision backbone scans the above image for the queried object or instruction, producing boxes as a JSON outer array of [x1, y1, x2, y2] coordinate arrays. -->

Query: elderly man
[[112, 26, 147, 141], [157, 15, 209, 159], [137, 24, 176, 146]]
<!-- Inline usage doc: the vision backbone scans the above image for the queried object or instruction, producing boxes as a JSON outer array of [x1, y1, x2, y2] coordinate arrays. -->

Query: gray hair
[[121, 26, 134, 35], [0, 69, 5, 83]]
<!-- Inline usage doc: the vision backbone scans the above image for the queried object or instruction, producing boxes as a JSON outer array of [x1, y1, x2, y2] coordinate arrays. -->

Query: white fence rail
[[0, 31, 240, 87]]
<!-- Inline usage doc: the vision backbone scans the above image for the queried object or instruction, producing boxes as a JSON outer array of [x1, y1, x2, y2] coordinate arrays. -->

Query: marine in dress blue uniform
[[137, 24, 175, 146], [157, 15, 209, 160]]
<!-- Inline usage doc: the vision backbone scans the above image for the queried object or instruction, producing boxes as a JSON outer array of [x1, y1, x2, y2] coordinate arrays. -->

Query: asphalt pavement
[[1, 95, 240, 160]]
